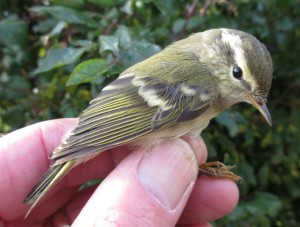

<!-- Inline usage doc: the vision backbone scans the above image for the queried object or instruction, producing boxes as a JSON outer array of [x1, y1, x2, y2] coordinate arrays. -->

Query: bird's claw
[[198, 161, 242, 183]]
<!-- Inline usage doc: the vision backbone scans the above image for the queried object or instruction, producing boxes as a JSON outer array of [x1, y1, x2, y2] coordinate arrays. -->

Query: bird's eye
[[232, 66, 243, 80]]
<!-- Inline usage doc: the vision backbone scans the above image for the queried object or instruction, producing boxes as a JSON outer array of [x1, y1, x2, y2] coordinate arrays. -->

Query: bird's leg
[[198, 161, 242, 183]]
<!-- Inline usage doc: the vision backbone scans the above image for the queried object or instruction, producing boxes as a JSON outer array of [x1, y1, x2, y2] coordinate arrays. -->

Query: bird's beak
[[248, 95, 272, 126]]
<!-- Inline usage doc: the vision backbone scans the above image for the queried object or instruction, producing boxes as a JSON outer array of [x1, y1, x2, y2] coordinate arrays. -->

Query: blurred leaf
[[275, 17, 294, 31], [99, 35, 119, 54], [2, 76, 31, 100], [187, 16, 204, 30], [114, 25, 132, 45], [216, 111, 239, 137], [238, 155, 257, 189], [0, 16, 28, 47], [2, 103, 27, 129], [99, 30, 161, 67], [226, 192, 282, 225], [87, 0, 120, 7], [30, 6, 97, 27], [152, 0, 178, 18], [70, 39, 94, 47], [258, 164, 270, 187], [172, 18, 185, 34], [32, 18, 58, 33], [54, 0, 85, 9], [118, 39, 161, 67], [251, 14, 266, 25], [35, 47, 89, 74], [66, 59, 111, 86], [120, 0, 133, 15], [49, 21, 67, 36], [245, 192, 282, 217]]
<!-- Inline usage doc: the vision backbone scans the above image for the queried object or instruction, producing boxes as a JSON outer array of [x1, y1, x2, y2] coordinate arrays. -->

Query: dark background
[[0, 0, 299, 226]]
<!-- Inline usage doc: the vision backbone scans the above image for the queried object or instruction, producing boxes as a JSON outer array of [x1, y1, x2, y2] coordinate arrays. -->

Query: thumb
[[73, 137, 204, 227]]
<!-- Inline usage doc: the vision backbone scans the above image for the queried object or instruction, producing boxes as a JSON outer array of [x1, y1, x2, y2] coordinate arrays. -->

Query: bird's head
[[201, 28, 273, 125]]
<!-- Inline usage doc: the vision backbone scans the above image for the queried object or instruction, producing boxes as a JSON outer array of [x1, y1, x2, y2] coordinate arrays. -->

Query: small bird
[[24, 28, 273, 217]]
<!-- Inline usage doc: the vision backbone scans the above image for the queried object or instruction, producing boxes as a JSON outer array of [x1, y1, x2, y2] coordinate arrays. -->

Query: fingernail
[[137, 139, 199, 209]]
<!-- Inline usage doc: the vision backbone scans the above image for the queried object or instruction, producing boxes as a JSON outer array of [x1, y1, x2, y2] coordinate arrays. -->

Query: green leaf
[[245, 192, 282, 217], [239, 156, 257, 186], [224, 204, 248, 221], [152, 0, 178, 17], [172, 18, 185, 34], [118, 39, 161, 67], [66, 59, 111, 86], [70, 39, 94, 47], [0, 16, 28, 47], [2, 75, 31, 100], [216, 111, 239, 137], [114, 25, 132, 45], [226, 192, 282, 223], [99, 35, 119, 54], [275, 17, 294, 31], [251, 14, 266, 25], [32, 18, 58, 33], [187, 16, 204, 30], [49, 21, 67, 36], [100, 27, 161, 67], [87, 0, 119, 7], [120, 0, 133, 15], [35, 47, 87, 74], [54, 0, 85, 9], [30, 6, 97, 28]]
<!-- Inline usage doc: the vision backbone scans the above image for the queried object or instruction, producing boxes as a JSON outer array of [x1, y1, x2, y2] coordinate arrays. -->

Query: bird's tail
[[23, 160, 75, 219]]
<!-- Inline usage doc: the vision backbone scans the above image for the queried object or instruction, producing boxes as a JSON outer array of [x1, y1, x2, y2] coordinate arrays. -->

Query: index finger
[[0, 118, 136, 222], [0, 119, 79, 220]]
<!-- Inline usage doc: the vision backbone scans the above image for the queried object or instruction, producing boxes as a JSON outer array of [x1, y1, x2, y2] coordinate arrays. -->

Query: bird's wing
[[51, 73, 214, 165]]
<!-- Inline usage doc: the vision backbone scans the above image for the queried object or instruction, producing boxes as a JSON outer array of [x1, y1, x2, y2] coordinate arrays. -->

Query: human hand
[[0, 119, 238, 226]]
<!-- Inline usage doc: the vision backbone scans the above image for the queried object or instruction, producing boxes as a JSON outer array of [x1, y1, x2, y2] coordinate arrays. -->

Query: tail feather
[[24, 160, 75, 219]]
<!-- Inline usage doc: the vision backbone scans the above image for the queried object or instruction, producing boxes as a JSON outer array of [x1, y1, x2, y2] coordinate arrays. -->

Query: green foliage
[[0, 0, 299, 226], [66, 58, 110, 86], [30, 6, 98, 27], [221, 192, 282, 226], [35, 46, 92, 74]]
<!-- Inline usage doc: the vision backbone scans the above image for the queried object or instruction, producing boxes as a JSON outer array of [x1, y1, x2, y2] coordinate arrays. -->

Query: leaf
[[275, 17, 294, 31], [49, 21, 66, 36], [224, 204, 248, 221], [35, 47, 87, 74], [152, 0, 178, 17], [251, 13, 266, 25], [53, 0, 85, 9], [118, 39, 161, 67], [245, 192, 282, 217], [114, 25, 132, 46], [239, 156, 257, 186], [100, 27, 161, 67], [120, 0, 133, 15], [70, 39, 94, 47], [87, 0, 119, 7], [258, 164, 270, 187], [2, 75, 31, 100], [172, 18, 185, 34], [187, 16, 204, 30], [225, 192, 282, 223], [32, 18, 58, 33], [0, 16, 28, 47], [66, 59, 111, 86], [30, 6, 97, 28], [99, 35, 119, 54], [216, 111, 239, 137]]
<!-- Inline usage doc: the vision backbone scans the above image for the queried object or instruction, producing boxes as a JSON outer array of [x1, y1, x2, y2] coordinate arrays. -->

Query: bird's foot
[[198, 161, 242, 183]]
